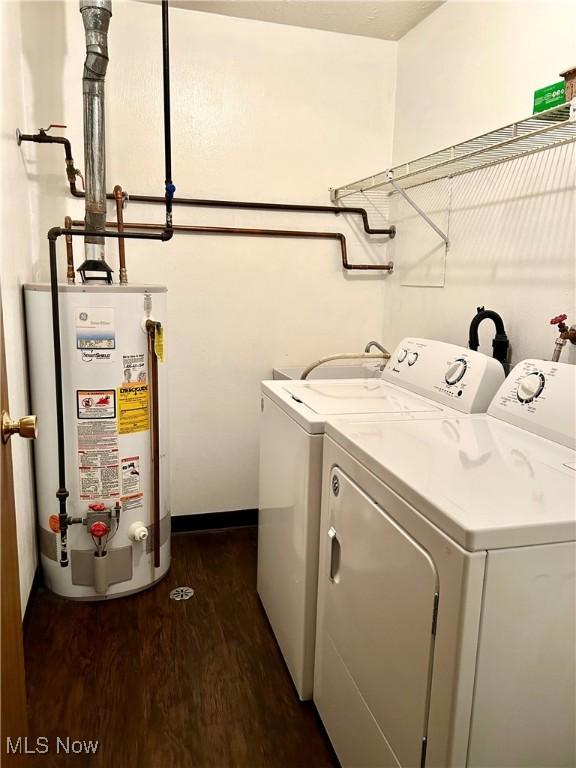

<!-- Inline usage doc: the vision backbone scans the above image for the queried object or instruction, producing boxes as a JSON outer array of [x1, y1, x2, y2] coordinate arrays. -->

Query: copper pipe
[[114, 185, 128, 283], [16, 132, 395, 237], [71, 220, 393, 271], [64, 216, 75, 283], [88, 191, 395, 237], [146, 321, 161, 569]]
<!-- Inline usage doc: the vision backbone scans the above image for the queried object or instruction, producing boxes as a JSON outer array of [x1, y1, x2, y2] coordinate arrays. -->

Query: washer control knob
[[407, 352, 418, 366], [517, 372, 545, 404], [397, 348, 408, 363], [445, 358, 467, 386]]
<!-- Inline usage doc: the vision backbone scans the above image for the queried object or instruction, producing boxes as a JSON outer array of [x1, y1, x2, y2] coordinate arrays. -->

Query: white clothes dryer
[[314, 359, 575, 767]]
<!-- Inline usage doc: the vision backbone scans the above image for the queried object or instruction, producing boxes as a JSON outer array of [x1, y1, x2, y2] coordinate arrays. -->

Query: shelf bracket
[[386, 173, 449, 246]]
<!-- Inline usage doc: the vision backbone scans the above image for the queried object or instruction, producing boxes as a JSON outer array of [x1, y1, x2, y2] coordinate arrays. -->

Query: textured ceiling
[[154, 1, 445, 41]]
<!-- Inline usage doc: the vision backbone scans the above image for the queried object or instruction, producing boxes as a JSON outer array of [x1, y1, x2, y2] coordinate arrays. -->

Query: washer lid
[[262, 379, 442, 433], [326, 415, 576, 550], [285, 380, 440, 415]]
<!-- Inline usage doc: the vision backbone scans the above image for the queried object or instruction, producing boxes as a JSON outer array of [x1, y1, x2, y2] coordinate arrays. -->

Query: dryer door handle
[[328, 526, 341, 583]]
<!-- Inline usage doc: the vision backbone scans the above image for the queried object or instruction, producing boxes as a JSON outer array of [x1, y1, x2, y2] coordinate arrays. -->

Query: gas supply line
[[16, 124, 80, 190]]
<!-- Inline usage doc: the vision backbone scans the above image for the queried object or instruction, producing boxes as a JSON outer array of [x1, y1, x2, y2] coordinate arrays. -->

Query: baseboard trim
[[171, 509, 258, 534]]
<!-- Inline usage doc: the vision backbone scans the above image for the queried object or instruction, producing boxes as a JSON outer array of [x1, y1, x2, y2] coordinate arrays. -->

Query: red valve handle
[[550, 314, 568, 325], [89, 503, 106, 512], [89, 521, 109, 539], [41, 123, 67, 132]]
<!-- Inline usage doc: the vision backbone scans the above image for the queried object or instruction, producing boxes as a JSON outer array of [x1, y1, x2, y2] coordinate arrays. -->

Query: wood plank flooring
[[24, 527, 339, 768]]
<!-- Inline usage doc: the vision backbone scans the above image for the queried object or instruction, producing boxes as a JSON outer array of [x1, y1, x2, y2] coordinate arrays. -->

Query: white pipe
[[300, 352, 390, 380]]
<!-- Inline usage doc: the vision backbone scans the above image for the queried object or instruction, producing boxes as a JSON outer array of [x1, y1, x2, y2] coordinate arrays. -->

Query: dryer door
[[316, 466, 439, 768]]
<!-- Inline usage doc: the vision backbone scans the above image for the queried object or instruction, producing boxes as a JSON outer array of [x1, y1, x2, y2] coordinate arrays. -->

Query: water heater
[[24, 283, 170, 600]]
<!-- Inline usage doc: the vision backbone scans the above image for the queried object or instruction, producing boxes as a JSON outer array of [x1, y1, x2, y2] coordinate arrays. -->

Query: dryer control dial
[[407, 352, 418, 366], [445, 358, 467, 386], [517, 371, 545, 404], [397, 348, 408, 363]]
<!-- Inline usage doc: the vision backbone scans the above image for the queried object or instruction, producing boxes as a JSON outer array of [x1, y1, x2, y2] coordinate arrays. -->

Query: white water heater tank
[[24, 284, 170, 600]]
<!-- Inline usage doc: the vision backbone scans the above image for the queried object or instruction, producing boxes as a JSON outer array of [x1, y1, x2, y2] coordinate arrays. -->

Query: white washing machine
[[314, 359, 575, 768], [257, 338, 504, 699]]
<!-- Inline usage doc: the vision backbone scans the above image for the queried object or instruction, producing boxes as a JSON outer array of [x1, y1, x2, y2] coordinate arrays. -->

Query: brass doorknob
[[1, 411, 38, 443]]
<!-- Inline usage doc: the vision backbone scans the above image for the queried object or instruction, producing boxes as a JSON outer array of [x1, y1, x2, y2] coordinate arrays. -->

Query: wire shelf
[[332, 101, 576, 201]]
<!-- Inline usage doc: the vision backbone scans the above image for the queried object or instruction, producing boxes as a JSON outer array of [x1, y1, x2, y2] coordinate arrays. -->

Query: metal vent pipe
[[79, 0, 112, 270]]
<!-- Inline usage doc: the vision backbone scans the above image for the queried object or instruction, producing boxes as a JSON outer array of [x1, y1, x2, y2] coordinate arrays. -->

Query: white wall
[[19, 1, 397, 515], [1, 1, 38, 611], [8, 0, 574, 613], [383, 0, 575, 363]]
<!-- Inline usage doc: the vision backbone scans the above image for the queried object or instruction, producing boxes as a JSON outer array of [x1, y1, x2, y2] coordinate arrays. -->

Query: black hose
[[468, 308, 506, 349], [468, 307, 509, 373]]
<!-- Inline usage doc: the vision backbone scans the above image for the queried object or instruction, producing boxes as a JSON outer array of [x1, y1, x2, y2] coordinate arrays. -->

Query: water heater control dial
[[517, 371, 545, 404], [445, 358, 467, 386], [397, 348, 408, 363], [407, 352, 418, 366]]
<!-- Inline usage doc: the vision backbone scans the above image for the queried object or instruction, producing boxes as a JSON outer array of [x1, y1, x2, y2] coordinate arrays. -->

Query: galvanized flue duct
[[79, 0, 112, 273]]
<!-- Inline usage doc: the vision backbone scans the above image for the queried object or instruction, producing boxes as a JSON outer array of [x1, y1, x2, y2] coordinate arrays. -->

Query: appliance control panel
[[381, 338, 505, 413], [488, 359, 575, 449]]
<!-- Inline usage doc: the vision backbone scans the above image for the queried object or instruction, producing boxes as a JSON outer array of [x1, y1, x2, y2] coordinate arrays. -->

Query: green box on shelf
[[533, 81, 566, 113]]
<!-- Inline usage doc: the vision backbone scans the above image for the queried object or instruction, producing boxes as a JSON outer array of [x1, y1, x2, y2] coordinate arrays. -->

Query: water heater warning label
[[79, 464, 120, 500], [77, 419, 120, 500], [118, 385, 149, 434], [121, 456, 141, 495], [77, 390, 116, 419]]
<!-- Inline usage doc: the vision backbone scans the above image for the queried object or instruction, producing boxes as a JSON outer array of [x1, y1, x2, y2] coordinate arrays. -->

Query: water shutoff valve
[[550, 314, 576, 343], [128, 522, 149, 542]]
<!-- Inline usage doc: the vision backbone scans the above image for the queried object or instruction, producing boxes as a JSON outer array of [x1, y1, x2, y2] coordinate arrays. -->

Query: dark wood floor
[[24, 527, 338, 768]]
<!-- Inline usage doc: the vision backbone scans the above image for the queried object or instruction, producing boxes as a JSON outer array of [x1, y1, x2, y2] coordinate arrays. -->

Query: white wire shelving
[[331, 101, 576, 203]]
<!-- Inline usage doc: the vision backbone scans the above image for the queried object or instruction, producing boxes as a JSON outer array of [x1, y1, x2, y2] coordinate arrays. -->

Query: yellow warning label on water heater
[[118, 385, 149, 434], [155, 326, 164, 363]]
